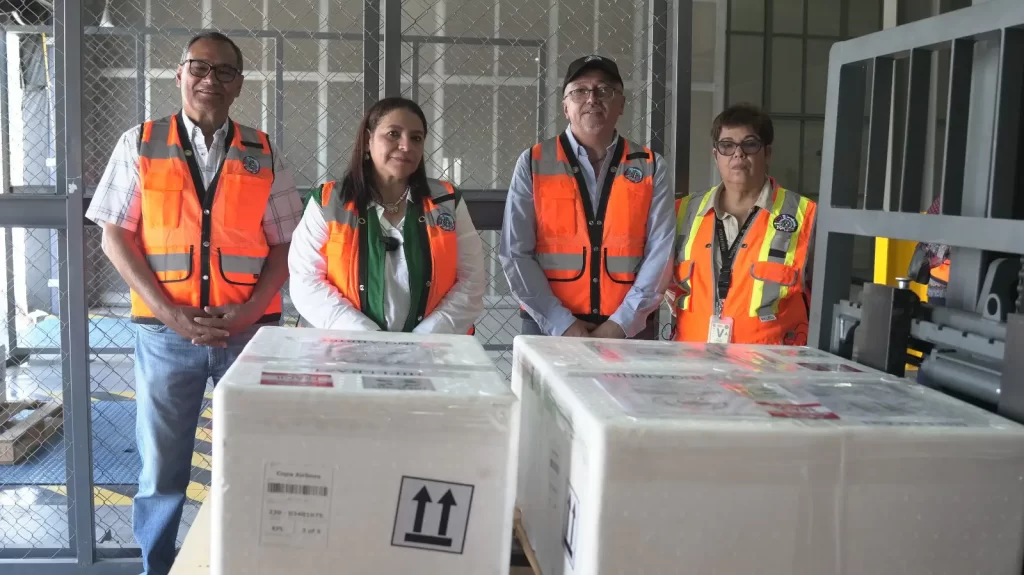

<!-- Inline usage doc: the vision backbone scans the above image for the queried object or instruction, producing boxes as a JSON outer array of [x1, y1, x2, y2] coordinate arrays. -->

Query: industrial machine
[[809, 0, 1024, 422]]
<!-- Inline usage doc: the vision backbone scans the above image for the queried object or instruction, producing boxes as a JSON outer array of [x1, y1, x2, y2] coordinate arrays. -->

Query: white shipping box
[[213, 327, 520, 575], [513, 336, 1024, 575]]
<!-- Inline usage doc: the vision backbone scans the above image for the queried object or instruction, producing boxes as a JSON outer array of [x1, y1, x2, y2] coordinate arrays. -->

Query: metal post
[[671, 0, 692, 195], [382, 0, 402, 97], [536, 43, 547, 140], [410, 41, 419, 102], [864, 57, 893, 210], [317, 0, 329, 182], [55, 0, 96, 565], [135, 33, 146, 124], [544, 0, 558, 139], [649, 0, 666, 153], [998, 314, 1024, 422], [939, 38, 973, 216], [809, 62, 866, 347], [275, 37, 285, 153], [947, 31, 1001, 311], [0, 31, 19, 357], [898, 48, 931, 213], [363, 0, 381, 111], [988, 28, 1023, 219]]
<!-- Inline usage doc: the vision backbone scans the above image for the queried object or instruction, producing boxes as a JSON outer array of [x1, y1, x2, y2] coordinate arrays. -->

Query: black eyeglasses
[[714, 138, 763, 156], [181, 59, 241, 83], [564, 86, 619, 103]]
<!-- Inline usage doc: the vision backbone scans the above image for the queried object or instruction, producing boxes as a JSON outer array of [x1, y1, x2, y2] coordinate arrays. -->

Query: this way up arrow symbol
[[411, 486, 432, 533], [437, 490, 457, 536]]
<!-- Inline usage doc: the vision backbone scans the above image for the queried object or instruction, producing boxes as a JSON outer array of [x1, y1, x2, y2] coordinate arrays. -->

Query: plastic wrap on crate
[[235, 326, 495, 370], [511, 336, 743, 374], [212, 327, 520, 575], [511, 336, 872, 376], [512, 336, 1024, 575]]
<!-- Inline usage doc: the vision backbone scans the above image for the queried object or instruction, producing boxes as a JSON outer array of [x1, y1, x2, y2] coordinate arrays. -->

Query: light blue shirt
[[498, 126, 675, 337]]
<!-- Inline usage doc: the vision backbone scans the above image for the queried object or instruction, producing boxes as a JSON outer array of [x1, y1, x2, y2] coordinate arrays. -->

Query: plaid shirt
[[921, 196, 950, 267], [85, 114, 302, 245]]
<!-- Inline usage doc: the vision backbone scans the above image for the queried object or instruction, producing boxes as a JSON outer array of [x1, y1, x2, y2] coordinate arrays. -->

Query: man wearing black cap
[[499, 55, 674, 339]]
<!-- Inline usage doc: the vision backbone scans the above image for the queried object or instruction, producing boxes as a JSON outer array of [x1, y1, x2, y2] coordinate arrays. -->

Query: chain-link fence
[[1, 225, 71, 556], [2, 0, 684, 569]]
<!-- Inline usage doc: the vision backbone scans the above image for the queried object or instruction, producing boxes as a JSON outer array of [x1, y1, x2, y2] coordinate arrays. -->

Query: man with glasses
[[671, 103, 817, 345], [86, 32, 302, 574], [500, 55, 673, 339]]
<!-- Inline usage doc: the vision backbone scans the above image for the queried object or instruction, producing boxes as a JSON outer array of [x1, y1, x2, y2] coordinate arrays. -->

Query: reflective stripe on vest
[[531, 134, 654, 317], [673, 191, 714, 312], [749, 187, 811, 318], [319, 178, 462, 331], [133, 114, 280, 323], [672, 178, 815, 344]]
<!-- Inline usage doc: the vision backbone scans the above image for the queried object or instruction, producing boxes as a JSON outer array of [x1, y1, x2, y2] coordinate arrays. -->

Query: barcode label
[[267, 482, 329, 497]]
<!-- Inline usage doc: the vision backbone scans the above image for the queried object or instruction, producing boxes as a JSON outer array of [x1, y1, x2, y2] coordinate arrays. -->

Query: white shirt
[[288, 195, 486, 333], [86, 114, 303, 245]]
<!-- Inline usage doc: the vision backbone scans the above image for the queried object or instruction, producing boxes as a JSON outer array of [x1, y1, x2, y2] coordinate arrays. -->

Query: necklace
[[376, 187, 410, 214]]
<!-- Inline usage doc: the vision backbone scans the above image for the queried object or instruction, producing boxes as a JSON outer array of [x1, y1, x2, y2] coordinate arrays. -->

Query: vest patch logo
[[773, 213, 798, 233], [242, 156, 260, 174], [435, 212, 456, 232], [623, 166, 643, 183]]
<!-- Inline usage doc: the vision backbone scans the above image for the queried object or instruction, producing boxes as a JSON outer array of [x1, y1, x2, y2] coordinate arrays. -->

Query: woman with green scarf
[[288, 97, 485, 333]]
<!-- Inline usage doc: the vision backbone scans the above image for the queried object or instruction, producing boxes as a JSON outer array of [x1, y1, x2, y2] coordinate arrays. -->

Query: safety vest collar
[[694, 176, 779, 217]]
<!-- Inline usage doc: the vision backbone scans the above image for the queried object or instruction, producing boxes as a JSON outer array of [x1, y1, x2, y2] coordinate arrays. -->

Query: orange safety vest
[[931, 259, 950, 283], [673, 178, 816, 345], [319, 178, 467, 332], [133, 113, 281, 323], [531, 134, 654, 320]]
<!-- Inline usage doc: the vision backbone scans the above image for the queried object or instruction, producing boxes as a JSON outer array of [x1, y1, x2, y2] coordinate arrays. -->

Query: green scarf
[[360, 201, 431, 332]]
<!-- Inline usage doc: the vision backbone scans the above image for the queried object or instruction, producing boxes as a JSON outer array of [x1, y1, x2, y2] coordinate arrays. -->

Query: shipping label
[[260, 463, 333, 548]]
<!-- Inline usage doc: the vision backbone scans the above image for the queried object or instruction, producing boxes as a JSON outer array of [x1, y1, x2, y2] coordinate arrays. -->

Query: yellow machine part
[[873, 237, 927, 369]]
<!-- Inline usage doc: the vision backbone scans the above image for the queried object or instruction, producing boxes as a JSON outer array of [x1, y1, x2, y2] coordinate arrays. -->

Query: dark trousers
[[520, 311, 660, 340]]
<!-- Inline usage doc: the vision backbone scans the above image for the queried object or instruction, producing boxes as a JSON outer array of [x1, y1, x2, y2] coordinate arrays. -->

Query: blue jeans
[[132, 323, 262, 575]]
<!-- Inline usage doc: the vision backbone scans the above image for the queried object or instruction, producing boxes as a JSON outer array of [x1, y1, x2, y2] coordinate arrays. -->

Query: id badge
[[707, 316, 734, 344]]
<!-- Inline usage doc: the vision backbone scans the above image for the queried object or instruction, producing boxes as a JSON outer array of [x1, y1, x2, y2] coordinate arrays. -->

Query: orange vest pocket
[[749, 261, 799, 287], [220, 174, 270, 233], [145, 246, 193, 283], [535, 187, 579, 238], [216, 248, 264, 286], [141, 187, 183, 230]]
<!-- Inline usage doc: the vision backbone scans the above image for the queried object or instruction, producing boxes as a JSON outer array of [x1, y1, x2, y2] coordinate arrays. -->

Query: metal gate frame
[[0, 0, 692, 572], [808, 0, 1023, 377]]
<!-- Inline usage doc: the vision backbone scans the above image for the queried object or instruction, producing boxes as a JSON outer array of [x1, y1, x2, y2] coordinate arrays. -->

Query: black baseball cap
[[562, 55, 624, 95]]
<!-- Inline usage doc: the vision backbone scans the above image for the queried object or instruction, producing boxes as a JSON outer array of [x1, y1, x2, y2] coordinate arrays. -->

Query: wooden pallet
[[513, 507, 542, 575], [0, 400, 63, 464]]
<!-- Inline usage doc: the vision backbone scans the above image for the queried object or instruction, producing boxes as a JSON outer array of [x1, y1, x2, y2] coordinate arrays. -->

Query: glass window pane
[[802, 120, 824, 198], [770, 119, 801, 190], [690, 90, 716, 193], [770, 38, 803, 114], [773, 0, 804, 35], [728, 34, 764, 106], [731, 0, 765, 32], [848, 0, 882, 37], [805, 39, 834, 115], [807, 0, 840, 36], [693, 1, 718, 83]]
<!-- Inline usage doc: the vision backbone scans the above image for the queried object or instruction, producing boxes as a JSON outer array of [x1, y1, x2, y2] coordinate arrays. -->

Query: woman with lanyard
[[288, 97, 485, 333]]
